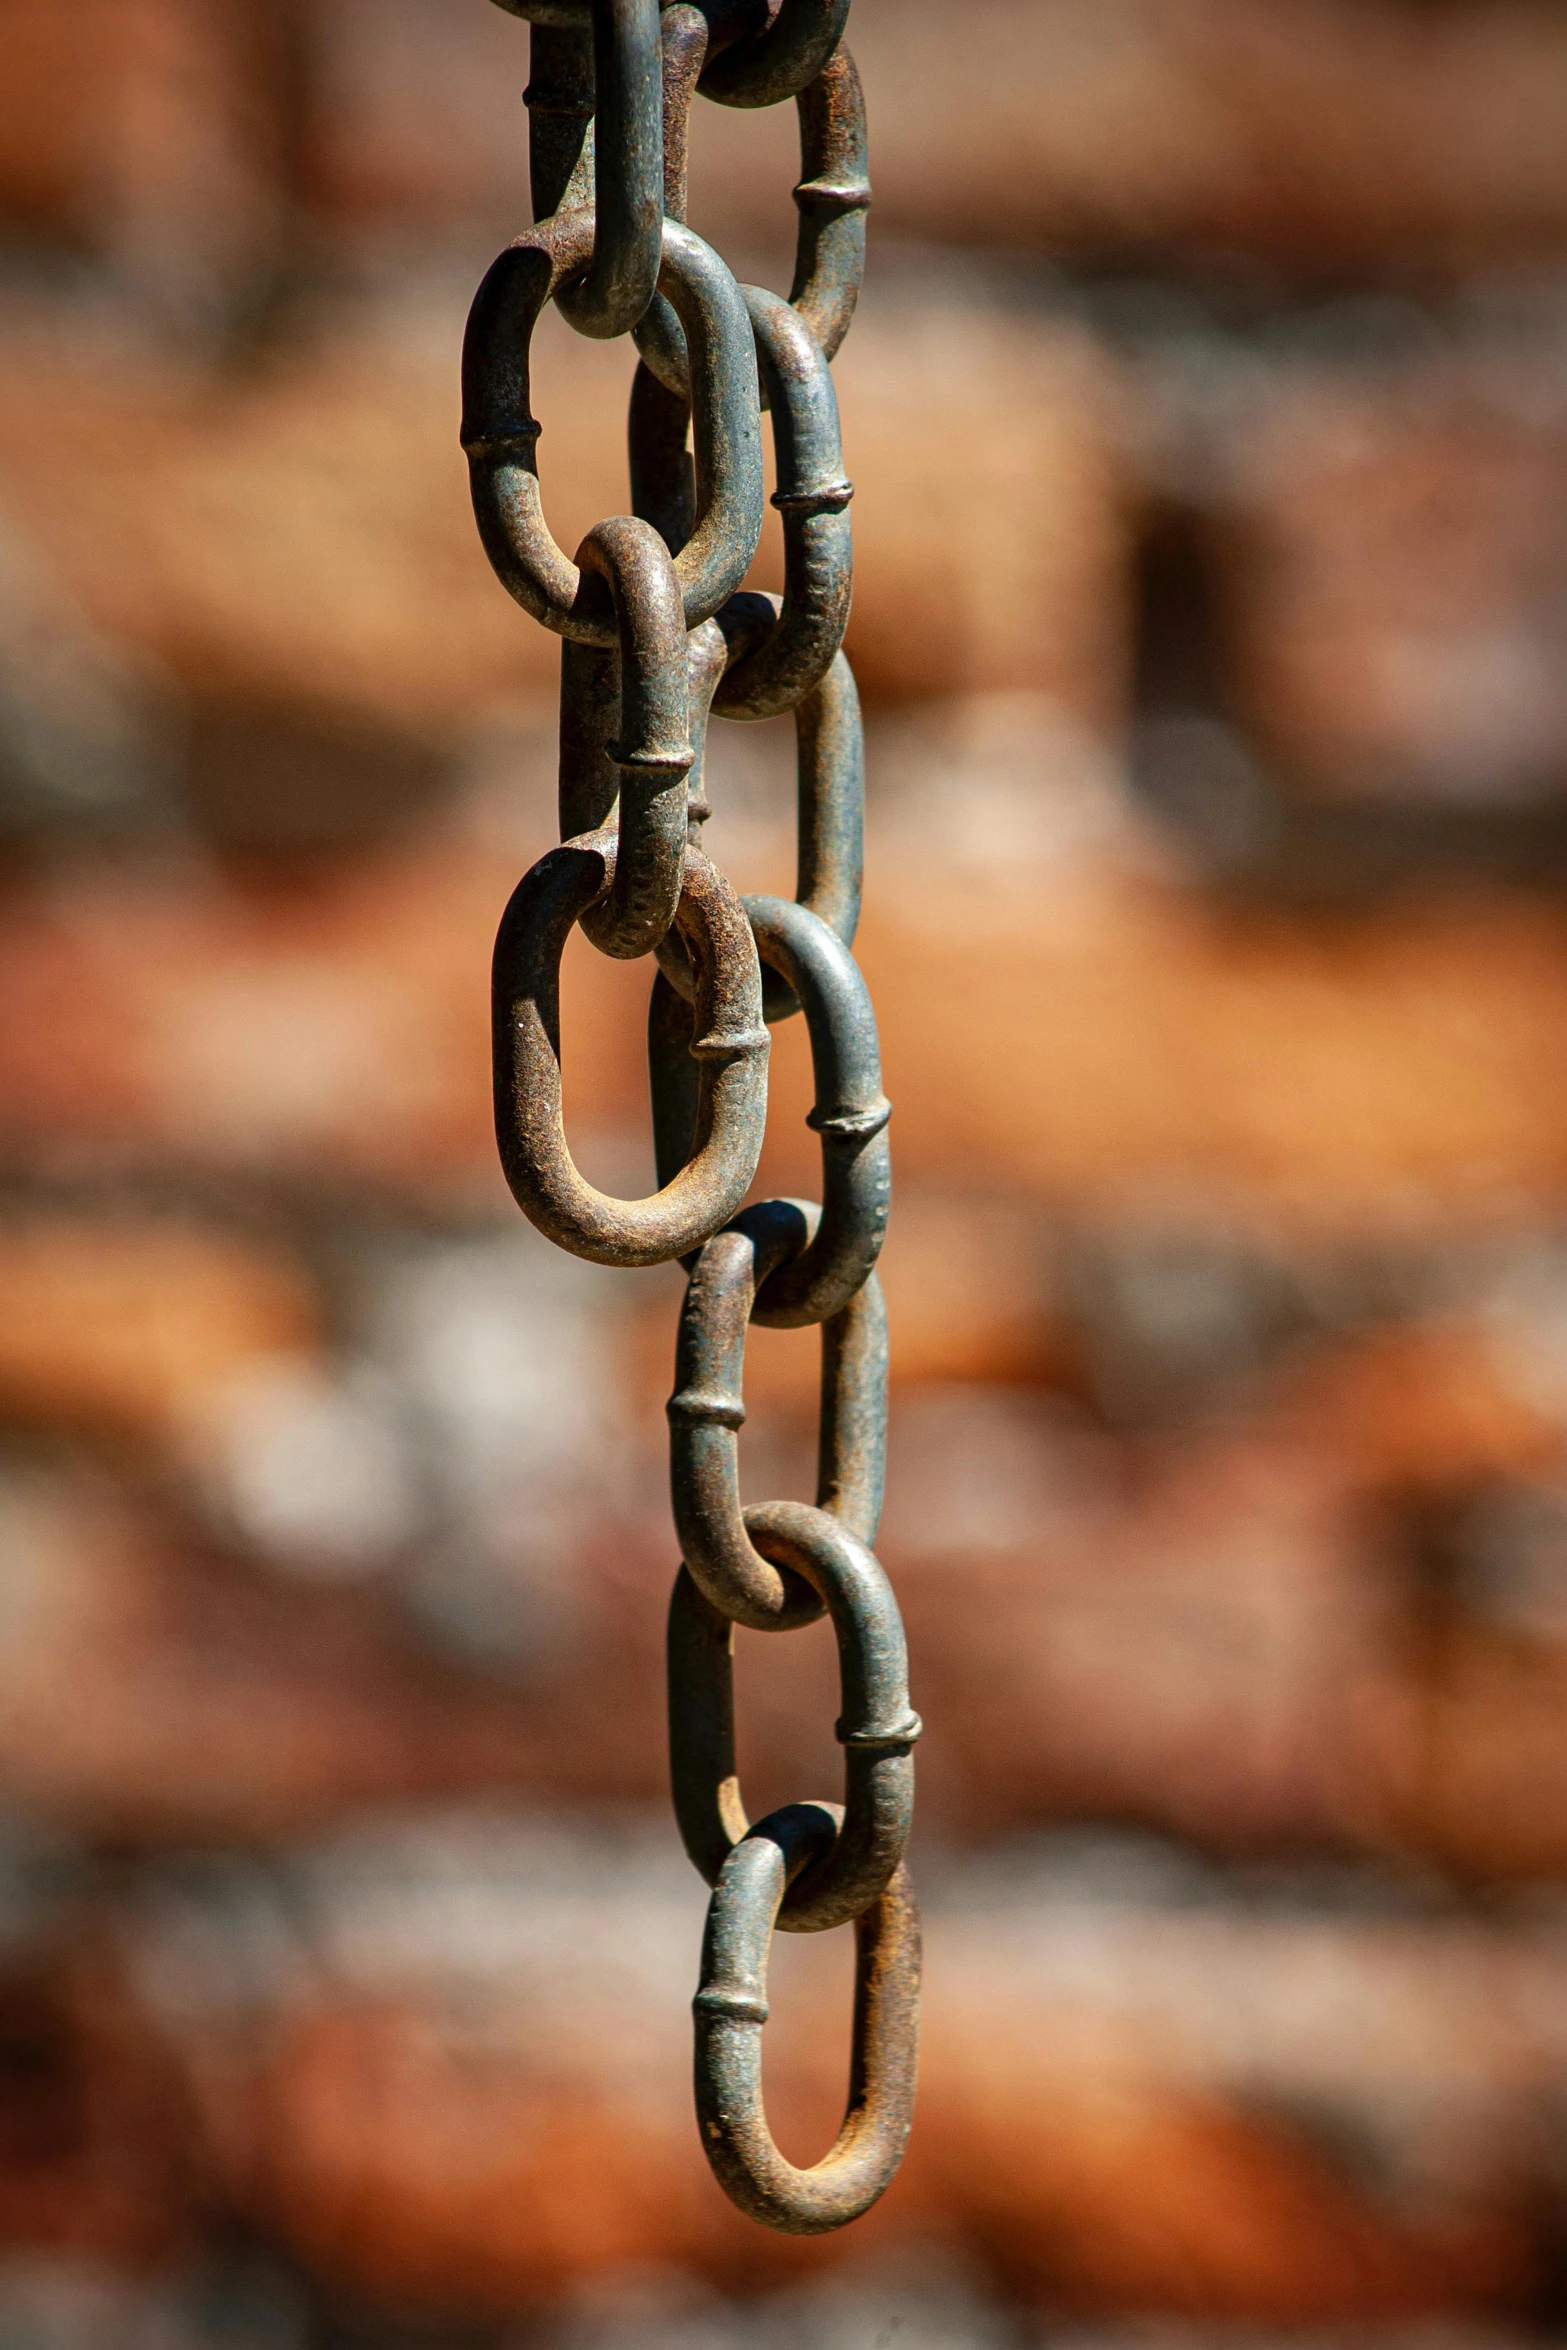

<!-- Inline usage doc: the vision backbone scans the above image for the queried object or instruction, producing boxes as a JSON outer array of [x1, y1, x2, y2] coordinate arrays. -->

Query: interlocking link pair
[[467, 0, 917, 2234]]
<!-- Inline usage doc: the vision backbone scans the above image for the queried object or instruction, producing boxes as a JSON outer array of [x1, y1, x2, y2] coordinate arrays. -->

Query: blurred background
[[11, 0, 1567, 2343]]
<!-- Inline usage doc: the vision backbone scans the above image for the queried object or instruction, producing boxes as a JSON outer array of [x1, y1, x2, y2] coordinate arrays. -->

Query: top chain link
[[468, 0, 920, 2234]]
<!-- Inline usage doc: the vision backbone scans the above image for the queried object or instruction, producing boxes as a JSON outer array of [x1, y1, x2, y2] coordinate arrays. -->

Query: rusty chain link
[[468, 0, 918, 2234]]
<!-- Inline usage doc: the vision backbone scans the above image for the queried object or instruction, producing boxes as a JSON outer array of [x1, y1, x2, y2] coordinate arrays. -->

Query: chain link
[[469, 0, 918, 2233]]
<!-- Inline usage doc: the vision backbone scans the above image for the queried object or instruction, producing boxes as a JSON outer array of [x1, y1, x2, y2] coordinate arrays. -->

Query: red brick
[[0, 1217, 320, 1447], [0, 1474, 546, 1840]]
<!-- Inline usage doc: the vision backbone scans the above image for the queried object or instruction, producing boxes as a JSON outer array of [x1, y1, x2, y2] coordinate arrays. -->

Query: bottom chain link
[[693, 1802, 922, 2235]]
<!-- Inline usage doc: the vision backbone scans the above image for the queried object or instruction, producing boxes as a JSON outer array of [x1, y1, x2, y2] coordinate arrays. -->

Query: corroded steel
[[712, 286, 853, 723], [694, 1810, 920, 2234], [666, 1207, 886, 1626], [462, 213, 763, 638], [668, 1531, 919, 1937], [471, 0, 917, 2233]]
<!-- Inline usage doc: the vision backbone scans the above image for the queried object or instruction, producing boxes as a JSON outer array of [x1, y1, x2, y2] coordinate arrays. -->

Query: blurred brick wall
[[2, 5, 1567, 2345]]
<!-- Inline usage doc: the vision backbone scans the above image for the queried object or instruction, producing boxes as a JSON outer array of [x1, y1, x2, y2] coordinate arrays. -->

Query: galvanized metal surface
[[470, 0, 918, 2233]]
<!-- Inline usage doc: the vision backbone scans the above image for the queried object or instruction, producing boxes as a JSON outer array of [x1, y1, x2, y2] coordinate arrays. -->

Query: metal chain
[[465, 0, 918, 2235]]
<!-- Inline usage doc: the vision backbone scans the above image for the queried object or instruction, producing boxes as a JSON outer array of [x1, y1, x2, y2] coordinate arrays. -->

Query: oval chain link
[[694, 1806, 920, 2234], [472, 0, 918, 2231]]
